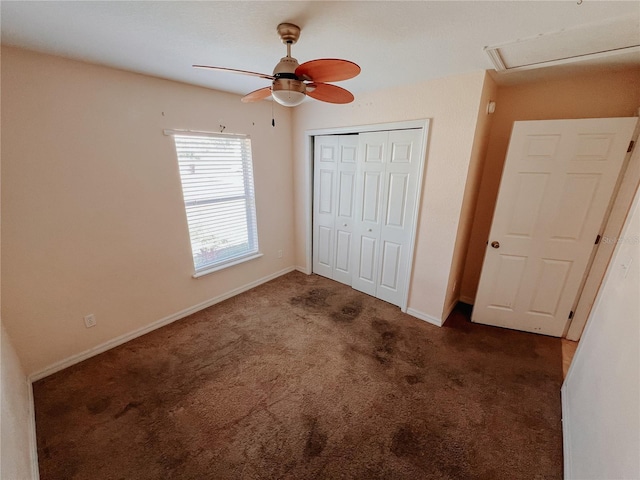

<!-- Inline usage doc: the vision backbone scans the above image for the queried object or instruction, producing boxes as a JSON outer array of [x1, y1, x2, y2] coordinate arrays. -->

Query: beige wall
[[1, 47, 295, 375], [1, 323, 37, 479], [292, 71, 487, 322], [562, 184, 640, 479], [443, 72, 497, 312], [461, 67, 640, 302]]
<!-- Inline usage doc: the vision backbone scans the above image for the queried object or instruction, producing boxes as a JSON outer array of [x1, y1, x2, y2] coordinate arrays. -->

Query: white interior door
[[313, 135, 359, 285], [352, 129, 422, 306], [472, 117, 637, 336]]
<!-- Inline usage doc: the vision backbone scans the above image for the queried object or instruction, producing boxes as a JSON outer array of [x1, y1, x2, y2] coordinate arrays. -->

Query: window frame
[[166, 129, 261, 277]]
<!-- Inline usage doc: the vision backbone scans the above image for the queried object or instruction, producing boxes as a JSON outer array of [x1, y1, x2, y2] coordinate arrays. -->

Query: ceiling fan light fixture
[[271, 78, 306, 107]]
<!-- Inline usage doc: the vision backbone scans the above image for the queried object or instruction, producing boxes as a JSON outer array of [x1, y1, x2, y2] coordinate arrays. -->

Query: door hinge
[[595, 234, 601, 245], [569, 310, 574, 320], [628, 140, 635, 153]]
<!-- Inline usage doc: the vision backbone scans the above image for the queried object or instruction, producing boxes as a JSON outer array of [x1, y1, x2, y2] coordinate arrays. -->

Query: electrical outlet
[[277, 249, 283, 258], [84, 314, 96, 328]]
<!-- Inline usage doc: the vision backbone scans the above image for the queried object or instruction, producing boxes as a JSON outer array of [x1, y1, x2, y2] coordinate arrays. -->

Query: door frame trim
[[303, 119, 430, 312]]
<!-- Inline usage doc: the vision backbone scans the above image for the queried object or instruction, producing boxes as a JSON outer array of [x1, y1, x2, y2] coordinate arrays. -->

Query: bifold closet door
[[352, 129, 422, 307], [312, 135, 359, 285]]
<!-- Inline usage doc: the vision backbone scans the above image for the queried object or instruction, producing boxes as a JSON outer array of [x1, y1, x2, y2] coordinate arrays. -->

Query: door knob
[[491, 241, 500, 249], [368, 228, 372, 232], [343, 223, 348, 227]]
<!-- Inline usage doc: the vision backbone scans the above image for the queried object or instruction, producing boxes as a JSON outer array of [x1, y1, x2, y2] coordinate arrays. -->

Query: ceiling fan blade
[[193, 65, 274, 81], [241, 87, 272, 103], [306, 83, 354, 104], [295, 59, 360, 82]]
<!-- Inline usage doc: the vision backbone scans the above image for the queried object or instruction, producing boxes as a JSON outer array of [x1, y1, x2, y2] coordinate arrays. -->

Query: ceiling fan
[[193, 23, 360, 107]]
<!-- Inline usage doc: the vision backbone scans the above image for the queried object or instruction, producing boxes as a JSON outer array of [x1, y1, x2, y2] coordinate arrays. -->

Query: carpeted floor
[[33, 271, 563, 479]]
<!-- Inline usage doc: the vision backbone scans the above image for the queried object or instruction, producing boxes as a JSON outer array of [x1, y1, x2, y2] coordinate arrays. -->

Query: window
[[170, 131, 260, 276]]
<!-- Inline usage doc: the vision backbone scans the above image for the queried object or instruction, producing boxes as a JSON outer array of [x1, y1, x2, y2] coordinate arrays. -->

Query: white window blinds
[[171, 132, 259, 274]]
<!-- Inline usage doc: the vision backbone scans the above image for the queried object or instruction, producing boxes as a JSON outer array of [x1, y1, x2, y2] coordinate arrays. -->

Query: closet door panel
[[376, 129, 422, 306], [352, 131, 386, 296], [313, 136, 338, 279], [380, 240, 402, 290], [333, 136, 359, 285]]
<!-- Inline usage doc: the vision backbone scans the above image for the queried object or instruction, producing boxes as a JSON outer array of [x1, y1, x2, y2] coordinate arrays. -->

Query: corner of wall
[[27, 380, 40, 480], [443, 71, 499, 314], [561, 383, 573, 480], [1, 322, 39, 479]]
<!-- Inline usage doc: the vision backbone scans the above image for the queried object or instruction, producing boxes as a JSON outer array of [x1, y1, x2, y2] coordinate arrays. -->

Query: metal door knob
[[491, 241, 500, 249], [343, 223, 348, 227], [368, 228, 372, 232]]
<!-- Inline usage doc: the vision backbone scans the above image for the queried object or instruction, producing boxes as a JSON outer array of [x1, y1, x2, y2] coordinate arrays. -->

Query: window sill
[[192, 252, 263, 278]]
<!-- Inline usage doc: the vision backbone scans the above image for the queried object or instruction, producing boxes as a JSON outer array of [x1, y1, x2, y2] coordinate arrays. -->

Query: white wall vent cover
[[485, 15, 640, 72]]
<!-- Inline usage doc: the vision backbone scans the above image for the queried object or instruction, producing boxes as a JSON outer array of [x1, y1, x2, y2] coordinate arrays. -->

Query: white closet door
[[352, 131, 387, 296], [313, 136, 338, 278], [315, 128, 424, 309], [333, 136, 359, 285], [313, 135, 359, 284], [376, 129, 422, 306], [352, 129, 422, 306]]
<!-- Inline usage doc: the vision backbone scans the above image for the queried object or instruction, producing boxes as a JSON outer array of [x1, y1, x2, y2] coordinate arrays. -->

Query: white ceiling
[[2, 1, 639, 97]]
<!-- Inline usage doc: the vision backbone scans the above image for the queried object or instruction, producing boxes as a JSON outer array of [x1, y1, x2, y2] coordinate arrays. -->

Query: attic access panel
[[485, 15, 640, 72]]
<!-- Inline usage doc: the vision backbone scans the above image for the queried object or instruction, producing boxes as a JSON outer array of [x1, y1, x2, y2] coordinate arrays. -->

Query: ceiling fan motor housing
[[272, 49, 306, 106], [273, 56, 300, 76]]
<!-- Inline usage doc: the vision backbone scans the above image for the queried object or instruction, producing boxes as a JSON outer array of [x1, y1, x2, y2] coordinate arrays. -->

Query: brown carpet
[[33, 271, 563, 479]]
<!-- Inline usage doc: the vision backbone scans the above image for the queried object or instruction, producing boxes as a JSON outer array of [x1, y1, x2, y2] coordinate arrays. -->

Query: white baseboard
[[27, 379, 40, 480], [295, 265, 311, 275], [459, 295, 475, 305], [406, 308, 443, 327], [561, 384, 572, 479], [29, 266, 296, 382]]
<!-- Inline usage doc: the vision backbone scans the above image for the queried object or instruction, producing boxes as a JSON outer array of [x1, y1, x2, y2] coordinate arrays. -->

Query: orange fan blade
[[193, 65, 274, 81], [295, 59, 360, 82], [241, 87, 272, 103], [306, 83, 354, 104]]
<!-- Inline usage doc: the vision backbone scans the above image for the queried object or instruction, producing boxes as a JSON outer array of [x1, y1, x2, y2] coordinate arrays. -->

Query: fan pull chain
[[271, 100, 276, 127]]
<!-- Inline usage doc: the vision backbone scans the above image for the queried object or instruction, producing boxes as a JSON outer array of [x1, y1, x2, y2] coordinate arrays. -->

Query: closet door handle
[[343, 223, 348, 227], [368, 228, 372, 232]]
